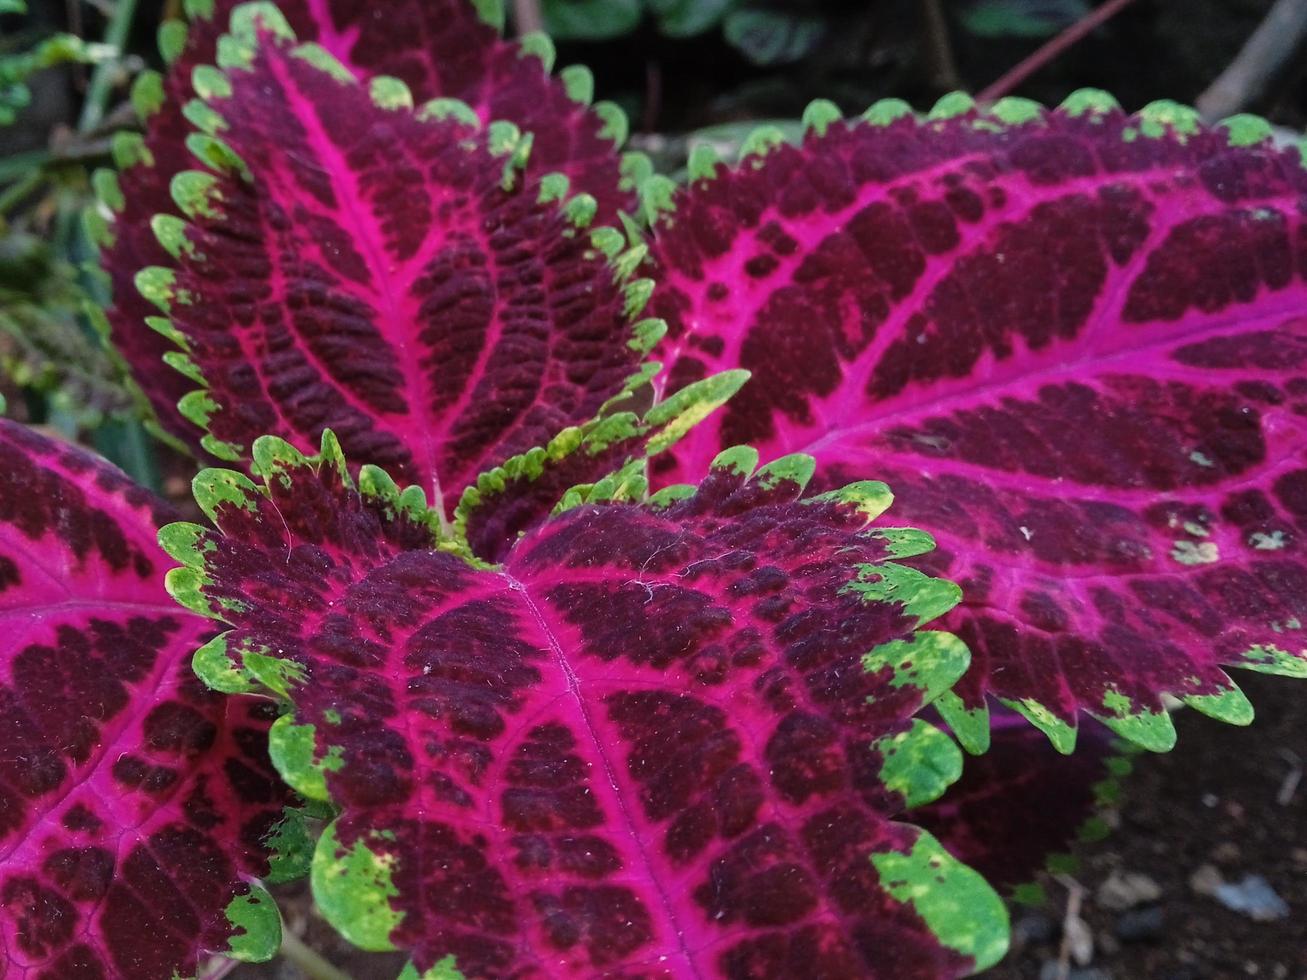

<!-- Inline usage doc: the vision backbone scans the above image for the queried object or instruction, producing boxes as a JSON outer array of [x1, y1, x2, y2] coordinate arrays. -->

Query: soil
[[988, 671, 1306, 980]]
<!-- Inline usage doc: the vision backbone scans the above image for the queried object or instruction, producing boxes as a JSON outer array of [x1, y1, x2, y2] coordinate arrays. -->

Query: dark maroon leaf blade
[[163, 432, 1010, 978], [646, 95, 1307, 752], [262, 0, 636, 221], [95, 0, 637, 457], [0, 420, 285, 979], [89, 3, 228, 445], [134, 16, 650, 516]]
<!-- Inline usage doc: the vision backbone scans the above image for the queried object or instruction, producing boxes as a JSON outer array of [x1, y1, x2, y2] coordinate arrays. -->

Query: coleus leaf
[[132, 14, 654, 536], [162, 431, 1010, 978], [911, 710, 1122, 890], [95, 0, 639, 453], [645, 94, 1307, 753], [238, 0, 638, 220], [0, 419, 286, 978], [454, 367, 749, 563]]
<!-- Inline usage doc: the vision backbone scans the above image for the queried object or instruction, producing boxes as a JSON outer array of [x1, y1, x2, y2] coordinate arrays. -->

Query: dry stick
[[642, 59, 662, 134], [512, 0, 544, 36], [921, 0, 962, 92], [1278, 748, 1302, 806], [976, 0, 1138, 104], [1052, 874, 1089, 980], [1196, 0, 1307, 121]]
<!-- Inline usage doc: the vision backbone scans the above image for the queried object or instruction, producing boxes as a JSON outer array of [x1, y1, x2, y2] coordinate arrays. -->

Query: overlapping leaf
[[453, 367, 749, 562], [645, 94, 1307, 753], [131, 14, 654, 533], [0, 420, 286, 978], [95, 0, 638, 452], [264, 0, 637, 219], [163, 432, 1009, 978]]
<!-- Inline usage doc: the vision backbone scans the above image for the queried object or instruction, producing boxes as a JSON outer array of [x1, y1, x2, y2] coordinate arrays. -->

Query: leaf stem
[[976, 0, 1138, 104], [76, 0, 139, 132], [277, 929, 352, 980]]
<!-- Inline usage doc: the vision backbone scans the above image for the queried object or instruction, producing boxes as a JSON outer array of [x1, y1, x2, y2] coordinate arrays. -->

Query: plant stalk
[[76, 0, 140, 132], [277, 929, 352, 980]]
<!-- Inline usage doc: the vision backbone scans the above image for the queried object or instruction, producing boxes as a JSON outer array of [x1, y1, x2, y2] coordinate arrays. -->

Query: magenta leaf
[[162, 430, 1010, 978], [645, 94, 1307, 753], [95, 0, 639, 453], [130, 12, 654, 528], [0, 419, 286, 978], [911, 710, 1123, 890]]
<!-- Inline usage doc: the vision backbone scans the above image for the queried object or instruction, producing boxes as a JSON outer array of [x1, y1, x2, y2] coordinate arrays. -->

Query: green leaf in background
[[0, 231, 133, 429], [723, 8, 825, 66], [959, 0, 1090, 39], [647, 0, 735, 38], [0, 33, 110, 126], [542, 0, 642, 40], [0, 0, 26, 14]]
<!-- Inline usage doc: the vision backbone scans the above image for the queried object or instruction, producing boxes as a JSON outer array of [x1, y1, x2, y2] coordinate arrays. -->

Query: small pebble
[[1212, 841, 1241, 864], [1013, 912, 1058, 947], [1114, 904, 1165, 942], [1189, 863, 1224, 896], [1097, 869, 1162, 910], [1213, 875, 1290, 921]]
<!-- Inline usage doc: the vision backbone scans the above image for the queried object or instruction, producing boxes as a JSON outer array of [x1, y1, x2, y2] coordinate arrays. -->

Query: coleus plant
[[0, 0, 1302, 976]]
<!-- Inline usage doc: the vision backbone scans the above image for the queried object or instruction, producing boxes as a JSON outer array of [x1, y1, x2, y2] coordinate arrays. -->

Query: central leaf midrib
[[273, 51, 444, 502], [500, 569, 704, 979]]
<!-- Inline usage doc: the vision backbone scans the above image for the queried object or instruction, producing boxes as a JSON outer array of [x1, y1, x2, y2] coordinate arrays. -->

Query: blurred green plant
[[540, 0, 828, 65], [0, 0, 160, 488], [0, 224, 132, 429], [959, 0, 1089, 39], [1, 0, 117, 126]]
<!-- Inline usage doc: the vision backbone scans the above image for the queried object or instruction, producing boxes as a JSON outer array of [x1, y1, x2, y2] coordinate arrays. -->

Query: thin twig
[[1278, 748, 1302, 806], [278, 929, 352, 980], [921, 0, 962, 92], [76, 0, 140, 132], [642, 59, 662, 134], [977, 0, 1138, 104], [512, 0, 543, 36], [1052, 874, 1089, 980], [1196, 0, 1307, 121]]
